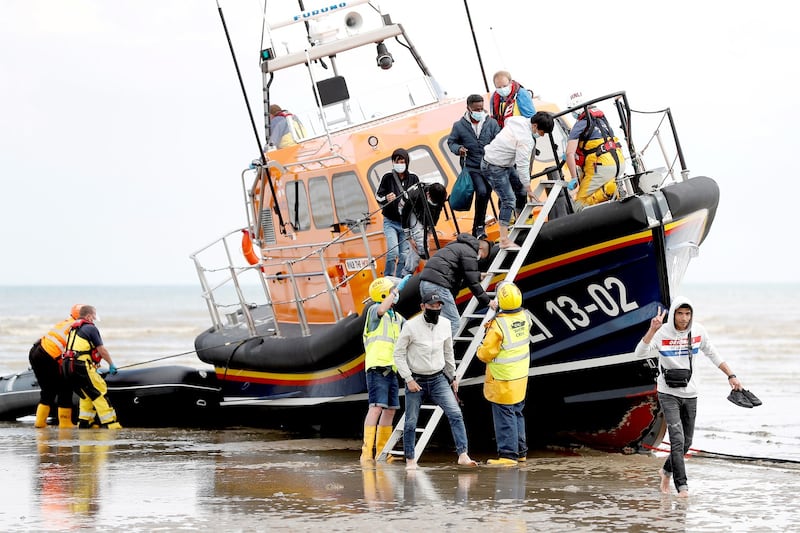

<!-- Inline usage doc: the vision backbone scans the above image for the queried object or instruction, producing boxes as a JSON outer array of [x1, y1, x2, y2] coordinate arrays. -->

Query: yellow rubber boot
[[360, 425, 376, 463], [375, 425, 393, 461], [58, 407, 76, 428], [34, 404, 50, 428]]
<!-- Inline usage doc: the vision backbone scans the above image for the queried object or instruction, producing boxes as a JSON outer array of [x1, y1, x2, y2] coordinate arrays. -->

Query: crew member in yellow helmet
[[477, 282, 533, 466], [360, 277, 406, 462], [29, 304, 84, 428]]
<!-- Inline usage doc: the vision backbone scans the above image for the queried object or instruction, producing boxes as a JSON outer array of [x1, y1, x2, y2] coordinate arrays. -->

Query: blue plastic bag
[[449, 166, 474, 211]]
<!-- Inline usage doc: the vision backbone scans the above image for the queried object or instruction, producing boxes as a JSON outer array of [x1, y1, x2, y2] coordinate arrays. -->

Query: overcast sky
[[1, 0, 797, 286]]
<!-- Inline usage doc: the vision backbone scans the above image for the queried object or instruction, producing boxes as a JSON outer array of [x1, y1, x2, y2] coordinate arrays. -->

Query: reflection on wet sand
[[2, 427, 798, 531], [33, 429, 114, 529]]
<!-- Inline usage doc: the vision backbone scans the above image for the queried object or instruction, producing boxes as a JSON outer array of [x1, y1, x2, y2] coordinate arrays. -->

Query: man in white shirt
[[393, 292, 478, 470], [481, 115, 537, 249]]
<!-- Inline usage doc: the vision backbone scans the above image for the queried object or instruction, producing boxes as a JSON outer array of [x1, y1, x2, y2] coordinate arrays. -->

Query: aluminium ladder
[[377, 180, 567, 463]]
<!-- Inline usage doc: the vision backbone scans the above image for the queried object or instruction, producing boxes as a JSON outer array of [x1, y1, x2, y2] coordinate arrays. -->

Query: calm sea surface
[[1, 284, 798, 531]]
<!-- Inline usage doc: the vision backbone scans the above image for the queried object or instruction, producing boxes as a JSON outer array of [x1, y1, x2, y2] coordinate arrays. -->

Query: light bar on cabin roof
[[261, 24, 404, 73]]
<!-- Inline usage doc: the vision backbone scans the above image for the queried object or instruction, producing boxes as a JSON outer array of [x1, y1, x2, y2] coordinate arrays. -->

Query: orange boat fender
[[241, 230, 260, 265]]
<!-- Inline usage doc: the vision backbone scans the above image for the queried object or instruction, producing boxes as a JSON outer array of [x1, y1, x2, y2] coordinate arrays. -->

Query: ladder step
[[461, 312, 484, 319], [453, 336, 473, 342]]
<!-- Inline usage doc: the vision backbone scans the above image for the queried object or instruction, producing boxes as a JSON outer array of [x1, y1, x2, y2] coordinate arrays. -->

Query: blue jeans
[[481, 160, 516, 226], [383, 218, 409, 277], [491, 400, 527, 459], [366, 368, 400, 409], [418, 280, 459, 339], [403, 372, 469, 459], [658, 392, 697, 493], [467, 167, 490, 235]]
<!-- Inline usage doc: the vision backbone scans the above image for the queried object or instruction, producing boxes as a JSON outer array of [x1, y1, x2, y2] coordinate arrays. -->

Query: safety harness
[[575, 109, 622, 175], [60, 319, 100, 376]]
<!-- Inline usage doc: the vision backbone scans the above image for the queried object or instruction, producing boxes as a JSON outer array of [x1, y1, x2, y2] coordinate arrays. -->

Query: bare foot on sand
[[658, 468, 671, 494], [677, 490, 689, 499], [405, 459, 417, 470], [457, 453, 478, 467]]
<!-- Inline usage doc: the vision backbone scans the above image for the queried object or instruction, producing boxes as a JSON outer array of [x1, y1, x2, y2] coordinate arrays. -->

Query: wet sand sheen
[[1, 426, 798, 531]]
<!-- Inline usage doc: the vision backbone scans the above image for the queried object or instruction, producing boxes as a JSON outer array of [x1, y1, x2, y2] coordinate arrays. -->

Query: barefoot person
[[393, 292, 478, 469], [635, 297, 745, 497]]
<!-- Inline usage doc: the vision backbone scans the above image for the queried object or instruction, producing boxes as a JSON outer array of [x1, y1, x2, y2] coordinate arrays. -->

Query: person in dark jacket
[[376, 148, 420, 277], [447, 95, 501, 238], [419, 233, 498, 338]]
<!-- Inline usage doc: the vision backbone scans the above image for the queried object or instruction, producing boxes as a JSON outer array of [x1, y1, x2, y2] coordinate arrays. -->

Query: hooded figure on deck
[[634, 296, 744, 497]]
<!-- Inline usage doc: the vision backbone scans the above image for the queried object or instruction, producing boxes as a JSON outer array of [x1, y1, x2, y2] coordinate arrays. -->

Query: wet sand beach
[[1, 425, 798, 532]]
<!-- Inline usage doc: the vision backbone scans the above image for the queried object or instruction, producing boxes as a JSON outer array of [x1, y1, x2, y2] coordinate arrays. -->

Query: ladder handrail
[[378, 180, 566, 462]]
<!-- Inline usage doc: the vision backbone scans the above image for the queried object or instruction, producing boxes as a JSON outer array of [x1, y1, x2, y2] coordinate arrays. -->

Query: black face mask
[[423, 308, 441, 324]]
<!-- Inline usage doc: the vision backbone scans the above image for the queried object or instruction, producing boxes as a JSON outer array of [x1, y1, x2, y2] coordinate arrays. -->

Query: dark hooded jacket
[[420, 233, 491, 306], [376, 148, 420, 223]]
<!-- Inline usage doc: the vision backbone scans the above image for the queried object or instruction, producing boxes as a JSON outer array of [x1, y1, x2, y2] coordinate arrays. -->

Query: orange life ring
[[241, 230, 260, 265]]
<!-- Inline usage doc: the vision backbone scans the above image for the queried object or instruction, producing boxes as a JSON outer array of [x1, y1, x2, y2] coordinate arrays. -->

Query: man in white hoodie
[[635, 296, 744, 498]]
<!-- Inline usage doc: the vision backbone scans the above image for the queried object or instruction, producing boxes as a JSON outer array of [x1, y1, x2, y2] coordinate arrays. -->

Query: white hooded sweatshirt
[[634, 296, 724, 398]]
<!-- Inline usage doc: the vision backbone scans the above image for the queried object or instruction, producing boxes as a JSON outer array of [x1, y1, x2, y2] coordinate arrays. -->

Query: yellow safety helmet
[[369, 277, 395, 303], [497, 282, 522, 311], [70, 303, 86, 320]]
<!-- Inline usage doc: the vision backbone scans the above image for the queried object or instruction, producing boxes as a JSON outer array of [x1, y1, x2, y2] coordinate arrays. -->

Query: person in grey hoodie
[[635, 296, 744, 498]]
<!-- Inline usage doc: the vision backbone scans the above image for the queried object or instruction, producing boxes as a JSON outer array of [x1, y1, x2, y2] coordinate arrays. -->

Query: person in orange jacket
[[29, 304, 84, 428]]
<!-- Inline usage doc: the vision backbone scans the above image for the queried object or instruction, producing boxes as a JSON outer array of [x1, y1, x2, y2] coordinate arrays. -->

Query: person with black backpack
[[565, 91, 625, 210]]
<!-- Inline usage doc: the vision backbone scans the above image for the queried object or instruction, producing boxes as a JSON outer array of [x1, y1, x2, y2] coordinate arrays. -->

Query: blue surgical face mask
[[470, 110, 485, 121], [532, 131, 541, 139], [497, 85, 511, 98], [393, 163, 406, 174]]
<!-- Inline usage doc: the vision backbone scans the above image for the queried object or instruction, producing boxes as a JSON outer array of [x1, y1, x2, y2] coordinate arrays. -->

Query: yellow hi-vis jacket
[[363, 307, 404, 371], [40, 318, 74, 358], [477, 309, 532, 405]]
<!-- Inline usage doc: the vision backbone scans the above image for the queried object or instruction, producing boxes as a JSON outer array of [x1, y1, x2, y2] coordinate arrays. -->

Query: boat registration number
[[345, 258, 371, 272]]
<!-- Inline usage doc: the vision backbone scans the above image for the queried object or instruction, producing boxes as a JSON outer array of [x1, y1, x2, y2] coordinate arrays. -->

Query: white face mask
[[470, 110, 485, 121], [497, 85, 511, 98], [393, 163, 406, 174]]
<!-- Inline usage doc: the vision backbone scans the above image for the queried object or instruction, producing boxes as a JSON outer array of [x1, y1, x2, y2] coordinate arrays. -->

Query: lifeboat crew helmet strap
[[369, 277, 396, 303]]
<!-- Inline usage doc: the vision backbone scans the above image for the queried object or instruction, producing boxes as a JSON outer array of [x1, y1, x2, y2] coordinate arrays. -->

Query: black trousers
[[28, 341, 73, 408]]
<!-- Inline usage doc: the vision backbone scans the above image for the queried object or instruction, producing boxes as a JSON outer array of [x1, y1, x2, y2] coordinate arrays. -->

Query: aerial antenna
[[463, 0, 489, 93], [215, 0, 286, 234]]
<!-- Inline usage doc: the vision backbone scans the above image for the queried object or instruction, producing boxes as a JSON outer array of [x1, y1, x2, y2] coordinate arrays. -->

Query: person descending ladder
[[377, 178, 569, 464]]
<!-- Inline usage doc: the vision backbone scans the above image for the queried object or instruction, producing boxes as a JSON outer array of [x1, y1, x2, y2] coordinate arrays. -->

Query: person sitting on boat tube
[[565, 91, 625, 210], [399, 182, 447, 277], [361, 277, 406, 463], [268, 104, 306, 148], [477, 282, 533, 466], [61, 305, 121, 429], [376, 148, 420, 277], [28, 303, 84, 428]]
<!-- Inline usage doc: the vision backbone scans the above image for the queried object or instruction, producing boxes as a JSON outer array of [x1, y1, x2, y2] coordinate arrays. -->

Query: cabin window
[[285, 179, 311, 231], [439, 135, 461, 176], [366, 145, 447, 194], [308, 176, 334, 229], [332, 171, 370, 228]]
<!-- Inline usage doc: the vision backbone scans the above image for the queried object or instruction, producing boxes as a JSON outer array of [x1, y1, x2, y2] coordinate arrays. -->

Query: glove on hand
[[108, 364, 118, 376]]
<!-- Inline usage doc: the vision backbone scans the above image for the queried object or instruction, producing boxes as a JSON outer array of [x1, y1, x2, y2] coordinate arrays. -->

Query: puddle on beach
[[0, 425, 798, 531]]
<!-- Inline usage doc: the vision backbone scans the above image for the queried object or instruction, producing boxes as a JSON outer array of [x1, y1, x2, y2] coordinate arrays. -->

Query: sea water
[[0, 283, 798, 531]]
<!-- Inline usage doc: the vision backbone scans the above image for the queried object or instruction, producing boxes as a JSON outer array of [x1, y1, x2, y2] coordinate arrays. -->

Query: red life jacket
[[491, 80, 522, 128]]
